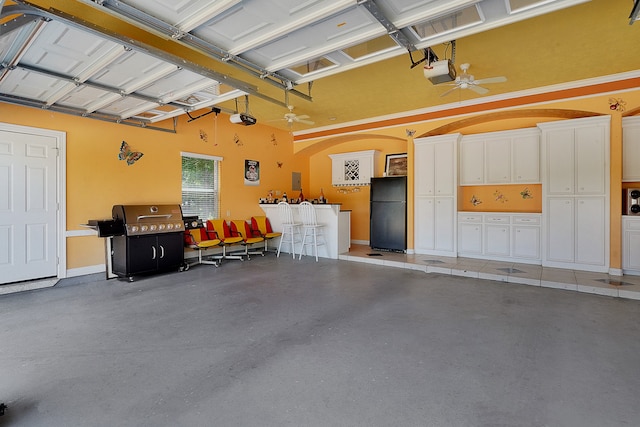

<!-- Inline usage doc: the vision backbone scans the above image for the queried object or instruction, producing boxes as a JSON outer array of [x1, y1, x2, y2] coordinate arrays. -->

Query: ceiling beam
[[9, 0, 300, 108]]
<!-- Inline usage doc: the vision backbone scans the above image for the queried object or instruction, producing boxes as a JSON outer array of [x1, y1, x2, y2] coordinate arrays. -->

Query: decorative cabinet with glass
[[329, 150, 379, 186]]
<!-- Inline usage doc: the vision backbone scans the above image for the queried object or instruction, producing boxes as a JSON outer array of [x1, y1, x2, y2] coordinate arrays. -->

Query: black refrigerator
[[370, 176, 407, 251]]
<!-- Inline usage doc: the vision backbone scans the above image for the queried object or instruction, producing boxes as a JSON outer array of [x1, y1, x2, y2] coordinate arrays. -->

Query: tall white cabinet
[[539, 116, 610, 272], [414, 134, 460, 256]]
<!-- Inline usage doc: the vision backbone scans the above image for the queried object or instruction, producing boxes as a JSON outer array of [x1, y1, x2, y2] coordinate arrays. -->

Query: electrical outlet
[[226, 209, 230, 217], [275, 190, 281, 196]]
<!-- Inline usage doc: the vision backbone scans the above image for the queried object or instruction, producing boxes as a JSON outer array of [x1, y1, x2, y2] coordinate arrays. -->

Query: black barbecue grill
[[90, 204, 186, 281]]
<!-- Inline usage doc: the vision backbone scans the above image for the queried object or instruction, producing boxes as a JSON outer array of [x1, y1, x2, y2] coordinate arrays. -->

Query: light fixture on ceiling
[[230, 95, 257, 126], [419, 41, 457, 85]]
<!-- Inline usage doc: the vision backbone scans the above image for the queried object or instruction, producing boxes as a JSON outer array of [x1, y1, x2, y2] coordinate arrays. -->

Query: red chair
[[230, 219, 265, 259], [250, 215, 282, 253], [206, 219, 245, 262], [183, 227, 221, 268]]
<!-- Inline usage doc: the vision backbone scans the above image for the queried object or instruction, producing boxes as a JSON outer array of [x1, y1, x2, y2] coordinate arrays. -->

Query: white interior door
[[0, 129, 58, 284]]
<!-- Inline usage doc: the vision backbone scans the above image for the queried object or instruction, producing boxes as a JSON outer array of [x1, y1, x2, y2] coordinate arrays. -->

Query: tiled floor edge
[[340, 253, 640, 301]]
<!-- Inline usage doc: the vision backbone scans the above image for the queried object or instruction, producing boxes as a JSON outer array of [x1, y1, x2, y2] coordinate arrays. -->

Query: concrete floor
[[2, 254, 640, 427]]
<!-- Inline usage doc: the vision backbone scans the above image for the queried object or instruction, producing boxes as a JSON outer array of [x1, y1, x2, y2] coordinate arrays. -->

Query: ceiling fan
[[439, 63, 507, 97], [279, 105, 315, 127]]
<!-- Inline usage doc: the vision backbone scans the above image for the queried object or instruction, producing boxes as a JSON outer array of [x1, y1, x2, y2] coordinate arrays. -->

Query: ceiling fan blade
[[439, 86, 459, 97], [295, 118, 315, 125], [295, 114, 310, 120], [474, 76, 507, 84], [469, 84, 490, 95]]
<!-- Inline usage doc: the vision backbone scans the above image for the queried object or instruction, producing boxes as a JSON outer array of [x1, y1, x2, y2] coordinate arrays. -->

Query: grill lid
[[112, 204, 185, 236]]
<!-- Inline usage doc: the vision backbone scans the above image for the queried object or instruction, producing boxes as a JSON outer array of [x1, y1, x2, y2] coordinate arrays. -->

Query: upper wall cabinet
[[329, 150, 379, 186], [415, 136, 457, 197], [623, 116, 640, 182], [459, 128, 541, 186], [541, 119, 607, 195]]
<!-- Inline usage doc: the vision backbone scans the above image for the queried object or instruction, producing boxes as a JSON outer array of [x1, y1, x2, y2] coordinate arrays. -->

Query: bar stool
[[276, 201, 301, 259], [298, 201, 325, 261]]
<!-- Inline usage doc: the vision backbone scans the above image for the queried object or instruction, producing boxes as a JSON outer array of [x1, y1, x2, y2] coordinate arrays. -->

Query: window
[[181, 152, 221, 220]]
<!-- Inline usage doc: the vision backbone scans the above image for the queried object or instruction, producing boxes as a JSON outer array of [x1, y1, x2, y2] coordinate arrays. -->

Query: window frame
[[181, 151, 222, 220]]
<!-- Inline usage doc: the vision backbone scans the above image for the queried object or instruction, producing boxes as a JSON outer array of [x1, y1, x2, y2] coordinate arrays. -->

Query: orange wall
[[0, 103, 295, 269], [297, 89, 640, 271], [309, 138, 408, 242], [2, 89, 640, 271], [459, 184, 542, 213]]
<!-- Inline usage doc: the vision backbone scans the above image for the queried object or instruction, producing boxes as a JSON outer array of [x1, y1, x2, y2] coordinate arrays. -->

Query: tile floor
[[339, 245, 640, 300]]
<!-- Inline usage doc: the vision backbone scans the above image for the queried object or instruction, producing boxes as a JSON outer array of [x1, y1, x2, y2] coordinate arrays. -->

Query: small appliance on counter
[[183, 215, 203, 229]]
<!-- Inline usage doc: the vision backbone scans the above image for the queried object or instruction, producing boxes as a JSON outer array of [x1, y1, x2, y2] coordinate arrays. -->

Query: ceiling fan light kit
[[280, 106, 315, 127], [438, 63, 507, 97]]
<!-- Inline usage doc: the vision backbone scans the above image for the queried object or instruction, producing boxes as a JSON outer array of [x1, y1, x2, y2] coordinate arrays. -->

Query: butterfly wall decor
[[118, 141, 143, 166]]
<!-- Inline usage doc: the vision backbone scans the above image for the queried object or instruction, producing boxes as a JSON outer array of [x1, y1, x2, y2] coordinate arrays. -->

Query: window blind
[[181, 155, 219, 220]]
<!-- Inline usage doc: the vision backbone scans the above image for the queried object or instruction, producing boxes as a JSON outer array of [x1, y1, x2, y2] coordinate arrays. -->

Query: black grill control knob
[[630, 190, 640, 199]]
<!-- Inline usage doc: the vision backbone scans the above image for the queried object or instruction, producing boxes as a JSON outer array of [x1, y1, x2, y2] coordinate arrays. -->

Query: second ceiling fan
[[279, 105, 315, 127], [440, 63, 507, 97]]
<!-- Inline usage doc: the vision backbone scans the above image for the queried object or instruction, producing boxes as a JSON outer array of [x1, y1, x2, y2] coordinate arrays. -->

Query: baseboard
[[66, 264, 105, 277], [608, 268, 623, 277]]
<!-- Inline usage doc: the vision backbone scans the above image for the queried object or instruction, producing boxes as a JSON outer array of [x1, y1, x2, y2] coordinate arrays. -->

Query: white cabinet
[[539, 116, 610, 272], [459, 139, 484, 185], [546, 197, 575, 263], [459, 128, 540, 185], [544, 195, 606, 270], [415, 197, 456, 253], [415, 138, 456, 197], [512, 133, 541, 183], [622, 117, 640, 182], [512, 216, 541, 260], [414, 134, 460, 256], [544, 122, 607, 195], [485, 138, 511, 184], [329, 150, 379, 186], [458, 212, 541, 263], [458, 220, 483, 255], [623, 216, 640, 274], [484, 215, 511, 256]]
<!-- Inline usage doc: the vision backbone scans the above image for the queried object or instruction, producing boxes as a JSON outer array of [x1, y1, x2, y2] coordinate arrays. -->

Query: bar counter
[[259, 203, 350, 259]]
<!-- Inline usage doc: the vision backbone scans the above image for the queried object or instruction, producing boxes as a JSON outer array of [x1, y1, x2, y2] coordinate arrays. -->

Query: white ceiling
[[0, 0, 589, 129]]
